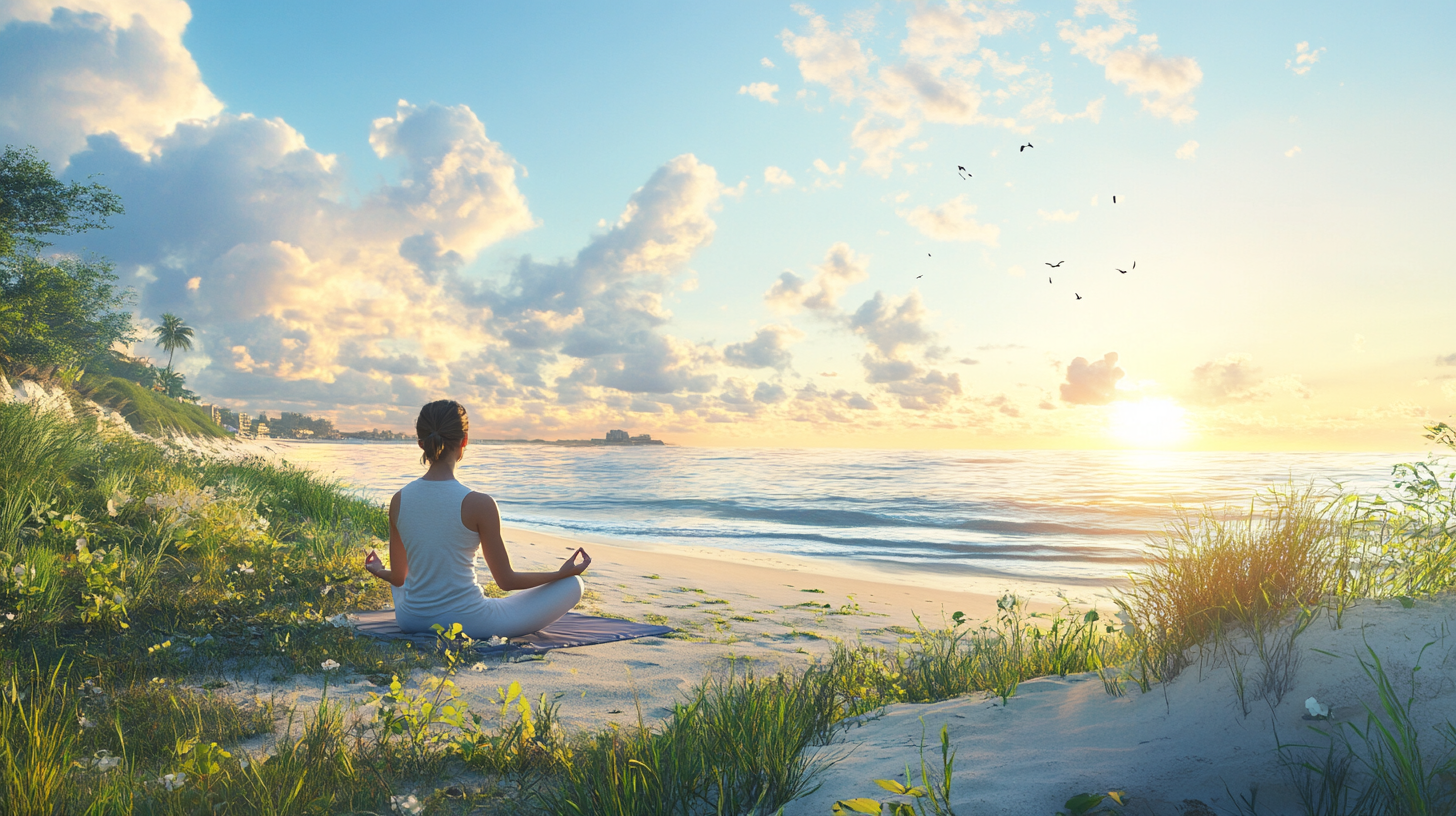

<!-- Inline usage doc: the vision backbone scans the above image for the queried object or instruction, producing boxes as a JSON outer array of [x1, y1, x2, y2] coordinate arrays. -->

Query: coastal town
[[199, 405, 664, 446]]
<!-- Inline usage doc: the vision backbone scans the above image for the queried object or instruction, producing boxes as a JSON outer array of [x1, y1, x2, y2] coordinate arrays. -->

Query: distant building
[[591, 429, 665, 446], [254, 421, 270, 438], [237, 413, 252, 437]]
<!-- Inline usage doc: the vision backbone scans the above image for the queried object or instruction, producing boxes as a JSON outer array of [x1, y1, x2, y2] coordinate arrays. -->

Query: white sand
[[234, 526, 1456, 813]]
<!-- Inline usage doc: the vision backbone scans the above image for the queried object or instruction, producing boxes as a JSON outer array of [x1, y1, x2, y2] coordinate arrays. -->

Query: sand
[[234, 526, 1456, 814]]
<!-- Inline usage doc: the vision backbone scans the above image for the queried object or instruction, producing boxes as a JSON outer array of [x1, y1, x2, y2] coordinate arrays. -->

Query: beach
[[234, 522, 1456, 815]]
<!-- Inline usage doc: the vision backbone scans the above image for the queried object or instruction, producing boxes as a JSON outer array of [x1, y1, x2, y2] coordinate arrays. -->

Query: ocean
[[262, 442, 1430, 588]]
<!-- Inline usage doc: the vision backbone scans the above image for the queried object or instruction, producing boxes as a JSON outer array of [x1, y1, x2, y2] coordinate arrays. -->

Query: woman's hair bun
[[416, 400, 469, 465]]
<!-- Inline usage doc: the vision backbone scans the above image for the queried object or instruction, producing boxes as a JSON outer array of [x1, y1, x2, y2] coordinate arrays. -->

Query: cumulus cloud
[[780, 3, 1041, 175], [1285, 145, 1302, 158], [764, 242, 869, 313], [1037, 208, 1079, 222], [898, 195, 1000, 244], [1060, 352, 1124, 405], [1176, 139, 1198, 160], [761, 57, 776, 68], [1286, 41, 1325, 76], [0, 0, 223, 165], [1187, 353, 1312, 404], [764, 166, 795, 187], [723, 325, 802, 370], [738, 81, 780, 104], [1058, 1, 1202, 123]]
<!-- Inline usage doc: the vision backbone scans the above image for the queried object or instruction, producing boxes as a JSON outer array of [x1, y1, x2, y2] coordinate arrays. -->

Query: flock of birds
[[934, 143, 1134, 302]]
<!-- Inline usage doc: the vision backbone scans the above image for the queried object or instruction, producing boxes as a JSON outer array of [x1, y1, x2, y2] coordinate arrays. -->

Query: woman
[[364, 399, 589, 638]]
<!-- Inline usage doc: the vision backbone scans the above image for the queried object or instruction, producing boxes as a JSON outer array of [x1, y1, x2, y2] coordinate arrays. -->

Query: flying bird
[[1118, 261, 1136, 274], [1045, 261, 1064, 268], [957, 165, 971, 179], [1075, 293, 1083, 300], [1112, 195, 1117, 203], [916, 275, 923, 279], [1048, 277, 1053, 284], [1020, 143, 1033, 152]]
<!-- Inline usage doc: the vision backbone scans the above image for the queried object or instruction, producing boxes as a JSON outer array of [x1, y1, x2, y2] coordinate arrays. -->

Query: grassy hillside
[[77, 373, 229, 438]]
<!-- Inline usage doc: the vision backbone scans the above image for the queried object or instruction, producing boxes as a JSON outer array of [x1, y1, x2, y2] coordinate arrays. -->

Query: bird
[[957, 165, 971, 179], [916, 275, 923, 279], [1117, 267, 1127, 274], [1112, 195, 1117, 203], [1132, 261, 1136, 270], [927, 253, 932, 257], [1045, 261, 1064, 268], [1075, 293, 1082, 300], [1020, 143, 1033, 152], [1048, 277, 1053, 284]]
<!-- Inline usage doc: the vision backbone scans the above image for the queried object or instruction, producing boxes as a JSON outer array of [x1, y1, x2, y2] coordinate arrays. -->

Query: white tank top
[[395, 478, 487, 621]]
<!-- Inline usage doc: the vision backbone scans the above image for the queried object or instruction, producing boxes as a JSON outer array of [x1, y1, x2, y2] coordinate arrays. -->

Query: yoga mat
[[347, 610, 674, 659]]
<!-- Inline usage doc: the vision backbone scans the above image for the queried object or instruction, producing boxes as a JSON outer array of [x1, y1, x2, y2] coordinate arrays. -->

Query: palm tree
[[153, 313, 194, 373]]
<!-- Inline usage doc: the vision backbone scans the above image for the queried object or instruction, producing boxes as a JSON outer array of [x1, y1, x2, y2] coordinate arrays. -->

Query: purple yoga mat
[[349, 610, 674, 657]]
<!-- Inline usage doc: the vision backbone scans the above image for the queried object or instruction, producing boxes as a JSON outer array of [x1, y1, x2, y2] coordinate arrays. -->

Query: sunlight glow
[[1109, 398, 1191, 449]]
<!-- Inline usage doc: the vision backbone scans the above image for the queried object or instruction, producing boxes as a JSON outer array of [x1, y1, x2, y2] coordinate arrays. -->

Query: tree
[[0, 145, 123, 256], [0, 254, 136, 372], [155, 369, 197, 402], [153, 313, 195, 373], [0, 145, 134, 373]]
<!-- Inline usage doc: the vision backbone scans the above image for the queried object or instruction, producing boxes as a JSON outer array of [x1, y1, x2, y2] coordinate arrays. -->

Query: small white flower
[[94, 753, 121, 772], [391, 794, 423, 815], [469, 662, 487, 672], [321, 659, 341, 671], [75, 537, 88, 551], [159, 771, 187, 790]]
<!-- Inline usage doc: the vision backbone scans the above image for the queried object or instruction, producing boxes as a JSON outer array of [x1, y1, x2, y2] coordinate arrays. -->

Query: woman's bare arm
[[463, 492, 589, 591], [364, 491, 409, 587]]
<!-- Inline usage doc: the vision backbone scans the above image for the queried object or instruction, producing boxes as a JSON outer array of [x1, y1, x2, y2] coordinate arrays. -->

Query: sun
[[1108, 398, 1191, 448]]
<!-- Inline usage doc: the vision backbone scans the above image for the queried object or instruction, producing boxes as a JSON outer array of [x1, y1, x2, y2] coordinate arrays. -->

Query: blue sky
[[3, 0, 1452, 449]]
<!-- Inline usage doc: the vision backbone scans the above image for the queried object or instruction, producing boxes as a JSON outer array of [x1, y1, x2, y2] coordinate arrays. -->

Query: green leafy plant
[[832, 721, 958, 816], [1055, 790, 1130, 816]]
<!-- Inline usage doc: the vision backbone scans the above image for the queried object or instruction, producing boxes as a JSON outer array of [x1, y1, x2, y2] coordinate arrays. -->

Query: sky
[[2, 0, 1453, 450]]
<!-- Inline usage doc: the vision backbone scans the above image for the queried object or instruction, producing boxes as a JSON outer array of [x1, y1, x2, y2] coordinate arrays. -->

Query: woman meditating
[[364, 399, 589, 639]]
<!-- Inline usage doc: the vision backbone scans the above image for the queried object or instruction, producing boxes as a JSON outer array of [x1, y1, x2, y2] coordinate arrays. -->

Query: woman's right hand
[[559, 547, 592, 577]]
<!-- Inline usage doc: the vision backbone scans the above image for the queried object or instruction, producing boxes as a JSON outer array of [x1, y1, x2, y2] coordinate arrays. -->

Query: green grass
[[4, 402, 1455, 814], [77, 374, 229, 439]]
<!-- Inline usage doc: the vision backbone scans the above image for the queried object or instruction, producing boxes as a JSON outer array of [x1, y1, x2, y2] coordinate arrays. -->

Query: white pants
[[391, 575, 584, 639]]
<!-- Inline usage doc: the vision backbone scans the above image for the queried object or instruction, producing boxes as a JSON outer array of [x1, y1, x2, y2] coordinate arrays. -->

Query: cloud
[[723, 325, 802, 370], [813, 158, 846, 176], [1058, 2, 1202, 123], [1176, 139, 1198, 160], [1437, 353, 1456, 366], [850, 291, 935, 358], [764, 241, 869, 313], [1060, 352, 1124, 405], [738, 81, 780, 104], [1188, 353, 1312, 404], [780, 3, 1039, 175], [1287, 41, 1325, 76], [760, 57, 776, 68], [1285, 145, 1302, 158], [0, 0, 224, 165], [1037, 208, 1079, 222], [764, 165, 795, 187], [898, 195, 1000, 244]]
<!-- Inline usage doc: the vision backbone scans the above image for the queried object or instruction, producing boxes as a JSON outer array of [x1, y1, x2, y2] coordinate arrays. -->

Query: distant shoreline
[[270, 437, 670, 447]]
